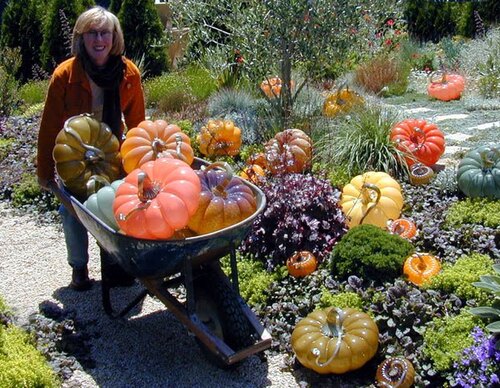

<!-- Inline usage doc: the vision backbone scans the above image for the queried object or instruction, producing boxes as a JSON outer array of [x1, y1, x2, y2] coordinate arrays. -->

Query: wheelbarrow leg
[[100, 253, 149, 319]]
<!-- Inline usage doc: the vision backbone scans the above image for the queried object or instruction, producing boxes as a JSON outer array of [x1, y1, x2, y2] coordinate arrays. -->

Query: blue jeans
[[59, 205, 89, 270]]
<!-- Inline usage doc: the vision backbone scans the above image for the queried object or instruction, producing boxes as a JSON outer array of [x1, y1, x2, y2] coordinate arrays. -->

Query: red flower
[[385, 39, 393, 46], [387, 19, 395, 26], [395, 29, 401, 35], [375, 32, 382, 39]]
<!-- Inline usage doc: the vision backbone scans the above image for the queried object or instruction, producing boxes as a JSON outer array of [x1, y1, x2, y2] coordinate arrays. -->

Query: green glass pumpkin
[[457, 145, 500, 199], [84, 176, 124, 231], [52, 114, 122, 199]]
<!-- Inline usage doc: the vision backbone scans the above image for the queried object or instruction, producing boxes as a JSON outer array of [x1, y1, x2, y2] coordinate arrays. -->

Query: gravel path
[[0, 201, 299, 388]]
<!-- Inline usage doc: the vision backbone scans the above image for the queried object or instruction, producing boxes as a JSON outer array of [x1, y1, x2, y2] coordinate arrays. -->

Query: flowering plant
[[451, 327, 500, 387]]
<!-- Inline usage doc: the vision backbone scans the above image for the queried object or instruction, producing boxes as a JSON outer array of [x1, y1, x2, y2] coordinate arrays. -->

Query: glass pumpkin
[[120, 119, 194, 174], [113, 158, 201, 240], [264, 128, 312, 174], [403, 253, 441, 286], [427, 71, 465, 101], [260, 76, 295, 99], [187, 162, 257, 235], [457, 144, 500, 200], [197, 119, 242, 157], [340, 171, 403, 229], [84, 175, 123, 231], [52, 114, 121, 199], [390, 118, 445, 167], [376, 357, 415, 388], [286, 251, 317, 278], [323, 87, 364, 117], [291, 307, 379, 374]]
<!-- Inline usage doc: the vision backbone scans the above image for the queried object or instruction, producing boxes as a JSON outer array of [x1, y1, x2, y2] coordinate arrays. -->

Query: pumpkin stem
[[429, 70, 447, 84], [203, 161, 233, 196], [360, 183, 381, 225], [411, 127, 427, 151], [86, 175, 111, 197], [377, 357, 411, 387], [151, 138, 166, 159], [479, 148, 499, 169], [64, 127, 106, 162], [312, 307, 345, 367]]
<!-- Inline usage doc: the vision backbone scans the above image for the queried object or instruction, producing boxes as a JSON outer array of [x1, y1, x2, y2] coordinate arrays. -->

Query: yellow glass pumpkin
[[323, 87, 364, 117], [340, 172, 403, 229], [197, 119, 242, 157], [291, 307, 379, 374]]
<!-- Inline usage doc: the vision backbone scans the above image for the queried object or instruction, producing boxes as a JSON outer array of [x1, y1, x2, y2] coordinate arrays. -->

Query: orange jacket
[[36, 56, 145, 188]]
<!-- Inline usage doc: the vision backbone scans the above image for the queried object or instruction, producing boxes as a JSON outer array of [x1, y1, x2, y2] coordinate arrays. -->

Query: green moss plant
[[423, 253, 495, 305], [0, 138, 15, 161], [330, 224, 414, 282], [422, 310, 483, 372], [221, 255, 276, 306], [444, 198, 500, 229], [318, 289, 364, 311], [0, 325, 58, 387]]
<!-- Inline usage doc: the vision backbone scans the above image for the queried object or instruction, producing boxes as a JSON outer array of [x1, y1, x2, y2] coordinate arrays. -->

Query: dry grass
[[354, 55, 406, 95]]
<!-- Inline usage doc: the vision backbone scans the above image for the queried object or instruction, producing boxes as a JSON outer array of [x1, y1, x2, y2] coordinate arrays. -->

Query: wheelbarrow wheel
[[193, 266, 255, 367]]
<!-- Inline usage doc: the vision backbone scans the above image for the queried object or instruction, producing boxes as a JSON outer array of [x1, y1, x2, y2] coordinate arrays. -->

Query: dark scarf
[[79, 47, 125, 136]]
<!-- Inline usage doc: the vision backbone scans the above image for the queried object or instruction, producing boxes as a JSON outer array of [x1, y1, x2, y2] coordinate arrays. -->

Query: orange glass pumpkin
[[427, 71, 465, 101], [291, 307, 379, 374], [113, 158, 201, 240], [390, 119, 445, 167], [264, 128, 312, 174], [198, 119, 242, 157], [120, 119, 194, 173], [260, 76, 295, 98], [239, 164, 265, 184], [387, 218, 417, 239], [246, 152, 268, 169], [376, 357, 415, 388], [403, 253, 441, 286], [188, 162, 257, 235], [286, 251, 318, 277]]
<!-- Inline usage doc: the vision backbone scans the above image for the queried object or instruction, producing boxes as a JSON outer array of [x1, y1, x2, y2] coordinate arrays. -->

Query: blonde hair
[[71, 6, 125, 56]]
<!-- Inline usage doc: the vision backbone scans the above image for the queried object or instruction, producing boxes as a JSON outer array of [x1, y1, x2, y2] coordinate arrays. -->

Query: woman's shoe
[[69, 268, 92, 291]]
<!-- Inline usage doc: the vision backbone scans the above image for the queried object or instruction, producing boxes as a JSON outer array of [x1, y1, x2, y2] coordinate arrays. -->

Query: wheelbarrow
[[52, 159, 271, 367]]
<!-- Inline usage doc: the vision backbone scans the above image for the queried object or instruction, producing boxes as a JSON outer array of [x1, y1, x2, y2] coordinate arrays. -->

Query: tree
[[119, 0, 168, 77], [108, 0, 122, 14], [0, 0, 45, 81], [172, 0, 375, 127], [40, 0, 94, 73]]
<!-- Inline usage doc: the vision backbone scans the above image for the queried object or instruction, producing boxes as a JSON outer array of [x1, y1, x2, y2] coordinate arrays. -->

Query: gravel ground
[[0, 201, 299, 388]]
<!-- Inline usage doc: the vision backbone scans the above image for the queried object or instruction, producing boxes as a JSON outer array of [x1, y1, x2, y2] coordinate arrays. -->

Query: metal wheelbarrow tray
[[54, 162, 271, 367]]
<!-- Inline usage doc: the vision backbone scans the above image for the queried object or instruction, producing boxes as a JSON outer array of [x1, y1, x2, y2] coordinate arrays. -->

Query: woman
[[37, 6, 145, 290]]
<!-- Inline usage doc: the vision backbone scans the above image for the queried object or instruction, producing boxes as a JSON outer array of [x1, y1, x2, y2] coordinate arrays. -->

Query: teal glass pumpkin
[[457, 145, 500, 199], [84, 178, 124, 230]]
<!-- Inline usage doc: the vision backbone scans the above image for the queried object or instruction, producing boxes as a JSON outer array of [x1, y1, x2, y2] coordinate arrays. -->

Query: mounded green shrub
[[330, 224, 414, 282], [423, 253, 495, 305], [422, 310, 483, 372]]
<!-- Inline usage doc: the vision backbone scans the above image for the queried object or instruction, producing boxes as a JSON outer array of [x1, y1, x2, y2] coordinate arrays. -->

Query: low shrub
[[354, 55, 409, 96], [444, 198, 500, 229], [423, 253, 495, 305], [330, 224, 414, 282], [422, 310, 483, 372], [0, 138, 14, 161], [240, 173, 347, 270], [315, 104, 408, 178], [18, 80, 49, 106], [144, 73, 195, 112]]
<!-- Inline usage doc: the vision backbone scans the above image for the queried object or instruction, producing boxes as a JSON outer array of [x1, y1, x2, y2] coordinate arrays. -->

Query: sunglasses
[[84, 30, 113, 39]]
